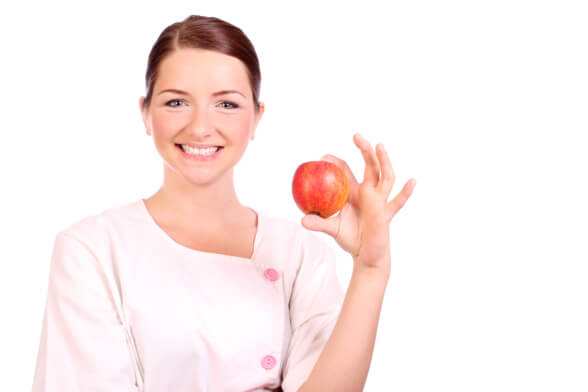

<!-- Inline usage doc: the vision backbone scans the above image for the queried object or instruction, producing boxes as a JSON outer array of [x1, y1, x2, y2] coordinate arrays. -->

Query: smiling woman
[[31, 11, 418, 392], [30, 14, 347, 392]]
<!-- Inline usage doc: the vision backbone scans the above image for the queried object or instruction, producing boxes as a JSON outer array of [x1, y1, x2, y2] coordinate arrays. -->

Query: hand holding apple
[[296, 133, 417, 274], [292, 160, 350, 219]]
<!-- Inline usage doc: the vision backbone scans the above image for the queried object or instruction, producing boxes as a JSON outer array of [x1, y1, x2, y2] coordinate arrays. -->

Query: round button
[[261, 354, 277, 369], [264, 268, 279, 282]]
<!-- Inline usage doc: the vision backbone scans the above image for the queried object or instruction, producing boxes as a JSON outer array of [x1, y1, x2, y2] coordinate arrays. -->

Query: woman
[[32, 15, 416, 391]]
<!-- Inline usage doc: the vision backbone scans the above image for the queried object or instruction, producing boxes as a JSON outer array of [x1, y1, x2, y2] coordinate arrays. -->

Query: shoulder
[[57, 199, 143, 248], [259, 213, 300, 240], [258, 212, 332, 258]]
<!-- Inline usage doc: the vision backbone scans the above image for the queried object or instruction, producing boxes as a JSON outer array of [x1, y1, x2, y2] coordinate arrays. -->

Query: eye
[[165, 99, 185, 107], [219, 101, 239, 109]]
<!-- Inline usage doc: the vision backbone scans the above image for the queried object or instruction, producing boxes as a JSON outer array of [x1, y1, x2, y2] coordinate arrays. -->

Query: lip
[[178, 143, 224, 148], [176, 144, 223, 162]]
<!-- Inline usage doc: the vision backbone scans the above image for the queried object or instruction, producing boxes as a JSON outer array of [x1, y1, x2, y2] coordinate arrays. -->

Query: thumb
[[301, 213, 339, 238], [321, 154, 336, 164]]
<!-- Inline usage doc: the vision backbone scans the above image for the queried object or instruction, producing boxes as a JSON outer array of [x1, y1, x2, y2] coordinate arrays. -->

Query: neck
[[149, 165, 246, 229]]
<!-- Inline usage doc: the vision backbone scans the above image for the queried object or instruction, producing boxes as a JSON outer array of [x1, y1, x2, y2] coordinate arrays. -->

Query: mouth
[[175, 144, 224, 161]]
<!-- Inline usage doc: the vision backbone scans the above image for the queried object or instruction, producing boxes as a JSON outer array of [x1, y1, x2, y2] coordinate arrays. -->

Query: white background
[[1, 0, 586, 391]]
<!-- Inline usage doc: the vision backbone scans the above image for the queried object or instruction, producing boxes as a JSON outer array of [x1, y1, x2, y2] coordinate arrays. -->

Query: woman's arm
[[32, 231, 140, 391], [297, 133, 416, 391], [298, 261, 390, 392]]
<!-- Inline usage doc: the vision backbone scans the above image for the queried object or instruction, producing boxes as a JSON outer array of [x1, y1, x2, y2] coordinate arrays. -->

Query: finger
[[375, 143, 395, 196], [321, 154, 360, 205], [301, 213, 341, 239], [353, 133, 380, 186], [386, 178, 416, 219]]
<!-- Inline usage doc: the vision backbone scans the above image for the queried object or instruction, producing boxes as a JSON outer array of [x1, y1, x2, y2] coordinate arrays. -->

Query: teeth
[[181, 145, 220, 156]]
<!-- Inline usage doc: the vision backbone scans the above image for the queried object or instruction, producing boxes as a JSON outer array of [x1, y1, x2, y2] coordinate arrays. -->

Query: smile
[[175, 144, 224, 162]]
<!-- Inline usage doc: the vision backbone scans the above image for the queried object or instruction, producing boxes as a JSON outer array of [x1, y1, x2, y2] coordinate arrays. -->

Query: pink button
[[264, 268, 279, 281], [261, 354, 277, 370]]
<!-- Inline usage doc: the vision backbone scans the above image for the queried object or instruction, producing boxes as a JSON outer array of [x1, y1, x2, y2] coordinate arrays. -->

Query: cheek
[[152, 112, 186, 130], [216, 114, 253, 141], [235, 116, 253, 138]]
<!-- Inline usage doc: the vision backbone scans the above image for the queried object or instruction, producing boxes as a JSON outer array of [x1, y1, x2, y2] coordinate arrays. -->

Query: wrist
[[351, 258, 391, 283]]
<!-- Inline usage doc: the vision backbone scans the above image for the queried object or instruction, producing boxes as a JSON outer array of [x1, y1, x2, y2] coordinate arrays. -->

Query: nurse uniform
[[32, 198, 345, 392]]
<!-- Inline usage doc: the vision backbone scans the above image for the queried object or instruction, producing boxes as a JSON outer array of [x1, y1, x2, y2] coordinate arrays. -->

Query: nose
[[187, 105, 213, 139], [190, 127, 209, 139]]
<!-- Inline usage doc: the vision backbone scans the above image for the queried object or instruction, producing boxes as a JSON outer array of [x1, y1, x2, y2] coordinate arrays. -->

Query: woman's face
[[139, 48, 264, 187]]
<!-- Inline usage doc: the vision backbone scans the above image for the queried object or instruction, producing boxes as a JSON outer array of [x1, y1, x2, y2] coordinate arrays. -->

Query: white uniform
[[32, 199, 345, 392]]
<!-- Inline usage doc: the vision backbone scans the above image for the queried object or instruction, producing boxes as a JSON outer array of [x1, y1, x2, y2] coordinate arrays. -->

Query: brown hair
[[141, 15, 262, 114]]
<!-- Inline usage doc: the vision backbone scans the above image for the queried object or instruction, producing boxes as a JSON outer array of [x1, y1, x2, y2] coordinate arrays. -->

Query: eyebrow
[[157, 88, 245, 98]]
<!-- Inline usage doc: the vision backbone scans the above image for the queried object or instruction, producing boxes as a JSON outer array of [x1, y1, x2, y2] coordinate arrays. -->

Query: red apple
[[292, 160, 349, 218]]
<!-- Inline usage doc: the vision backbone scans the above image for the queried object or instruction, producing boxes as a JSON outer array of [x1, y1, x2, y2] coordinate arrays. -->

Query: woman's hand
[[301, 133, 416, 274]]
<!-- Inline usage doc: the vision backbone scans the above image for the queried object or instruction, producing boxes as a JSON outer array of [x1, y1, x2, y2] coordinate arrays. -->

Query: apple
[[292, 160, 349, 218]]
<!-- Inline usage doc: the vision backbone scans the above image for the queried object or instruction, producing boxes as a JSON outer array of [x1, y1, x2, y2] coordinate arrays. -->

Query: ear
[[250, 102, 265, 141], [139, 97, 151, 136]]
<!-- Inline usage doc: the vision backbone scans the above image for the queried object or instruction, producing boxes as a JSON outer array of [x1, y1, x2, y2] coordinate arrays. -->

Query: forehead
[[155, 48, 250, 94]]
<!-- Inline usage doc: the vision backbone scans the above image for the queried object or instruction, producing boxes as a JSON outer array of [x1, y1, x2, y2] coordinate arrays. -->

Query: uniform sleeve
[[281, 231, 345, 392], [32, 232, 140, 392]]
